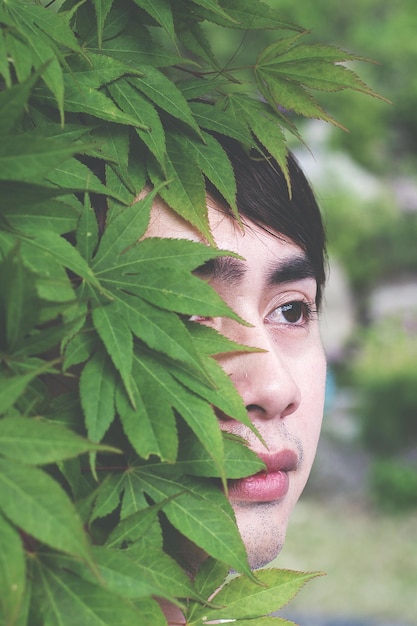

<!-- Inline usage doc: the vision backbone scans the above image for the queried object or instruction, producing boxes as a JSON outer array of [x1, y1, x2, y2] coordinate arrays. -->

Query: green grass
[[275, 497, 417, 624]]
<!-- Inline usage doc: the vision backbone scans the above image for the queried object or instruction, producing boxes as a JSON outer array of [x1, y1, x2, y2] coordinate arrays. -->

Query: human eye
[[188, 314, 214, 325], [266, 300, 317, 326]]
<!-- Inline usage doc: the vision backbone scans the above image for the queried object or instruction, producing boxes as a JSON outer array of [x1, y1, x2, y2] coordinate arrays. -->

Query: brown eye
[[267, 300, 315, 326], [280, 302, 305, 324]]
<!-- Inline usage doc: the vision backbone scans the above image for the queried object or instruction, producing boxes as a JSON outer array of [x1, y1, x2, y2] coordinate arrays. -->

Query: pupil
[[282, 302, 302, 323]]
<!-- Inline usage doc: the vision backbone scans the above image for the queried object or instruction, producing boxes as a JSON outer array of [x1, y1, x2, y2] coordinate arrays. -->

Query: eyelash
[[189, 300, 317, 327]]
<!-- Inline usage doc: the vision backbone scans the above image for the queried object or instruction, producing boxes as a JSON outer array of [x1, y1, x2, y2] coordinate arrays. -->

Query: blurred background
[[208, 1, 417, 624]]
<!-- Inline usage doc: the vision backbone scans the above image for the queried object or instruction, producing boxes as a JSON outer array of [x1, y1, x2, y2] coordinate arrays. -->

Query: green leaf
[[36, 563, 147, 626], [255, 35, 386, 125], [5, 197, 80, 235], [166, 349, 260, 437], [256, 67, 333, 125], [159, 374, 226, 478], [107, 263, 244, 323], [136, 466, 254, 578], [94, 125, 136, 195], [104, 164, 136, 211], [0, 248, 39, 352], [195, 618, 296, 625], [16, 237, 75, 303], [186, 130, 238, 214], [90, 473, 127, 522], [88, 545, 200, 601], [98, 31, 181, 68], [210, 0, 304, 32], [115, 357, 178, 461], [0, 417, 117, 465], [176, 21, 221, 69], [0, 28, 12, 88], [108, 78, 167, 169], [44, 156, 117, 198], [91, 0, 114, 48], [105, 501, 164, 549], [0, 458, 92, 564], [258, 35, 358, 68], [148, 150, 210, 241], [92, 299, 133, 399], [190, 556, 229, 605], [115, 293, 208, 379], [67, 52, 144, 90], [36, 78, 145, 127], [189, 100, 254, 147], [0, 181, 77, 213], [3, 30, 31, 84], [19, 230, 101, 291], [92, 189, 159, 271], [190, 568, 323, 622], [63, 326, 97, 371], [177, 431, 265, 479], [101, 236, 237, 276], [0, 514, 25, 626], [76, 195, 99, 263], [228, 96, 289, 188], [118, 475, 149, 523], [79, 346, 117, 442], [194, 0, 302, 30], [132, 67, 202, 137], [0, 135, 83, 183], [0, 71, 40, 134], [0, 370, 45, 416], [132, 0, 175, 42], [136, 351, 224, 478], [189, 0, 237, 24], [9, 2, 83, 54], [127, 597, 166, 626], [186, 320, 258, 356], [4, 0, 67, 117]]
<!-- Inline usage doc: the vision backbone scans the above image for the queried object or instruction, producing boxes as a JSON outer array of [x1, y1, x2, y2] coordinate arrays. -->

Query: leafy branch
[[0, 0, 384, 623]]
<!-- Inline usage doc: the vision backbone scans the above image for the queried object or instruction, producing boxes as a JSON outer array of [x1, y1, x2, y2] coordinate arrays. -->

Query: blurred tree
[[207, 0, 417, 174]]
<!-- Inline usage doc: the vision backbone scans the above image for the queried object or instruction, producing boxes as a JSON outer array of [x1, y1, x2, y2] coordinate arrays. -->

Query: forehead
[[145, 194, 301, 264]]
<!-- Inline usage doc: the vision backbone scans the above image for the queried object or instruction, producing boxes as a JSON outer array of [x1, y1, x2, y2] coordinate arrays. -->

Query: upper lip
[[255, 449, 298, 474]]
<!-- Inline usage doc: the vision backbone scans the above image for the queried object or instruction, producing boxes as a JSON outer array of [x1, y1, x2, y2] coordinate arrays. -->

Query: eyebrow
[[266, 254, 316, 286], [194, 253, 317, 287], [194, 256, 246, 284]]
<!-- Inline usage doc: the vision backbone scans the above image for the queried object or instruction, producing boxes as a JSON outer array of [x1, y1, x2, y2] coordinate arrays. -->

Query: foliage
[[0, 0, 380, 623], [236, 0, 413, 174], [349, 316, 417, 456], [324, 191, 417, 297], [370, 459, 417, 513]]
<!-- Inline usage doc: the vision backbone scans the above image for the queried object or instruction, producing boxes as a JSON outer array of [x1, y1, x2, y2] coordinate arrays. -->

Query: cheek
[[298, 350, 326, 450]]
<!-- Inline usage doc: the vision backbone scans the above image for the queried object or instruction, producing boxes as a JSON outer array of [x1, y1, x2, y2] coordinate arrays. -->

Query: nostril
[[281, 402, 298, 418], [245, 404, 266, 414], [213, 407, 233, 422]]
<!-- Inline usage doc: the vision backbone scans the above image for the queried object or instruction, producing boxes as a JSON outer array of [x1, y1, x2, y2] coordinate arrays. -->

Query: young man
[[145, 137, 327, 623]]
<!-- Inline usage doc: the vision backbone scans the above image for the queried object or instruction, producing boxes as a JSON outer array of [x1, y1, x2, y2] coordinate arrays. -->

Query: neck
[[157, 598, 186, 625]]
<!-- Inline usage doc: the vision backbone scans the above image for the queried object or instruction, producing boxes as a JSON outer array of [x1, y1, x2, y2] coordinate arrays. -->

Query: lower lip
[[228, 470, 290, 503]]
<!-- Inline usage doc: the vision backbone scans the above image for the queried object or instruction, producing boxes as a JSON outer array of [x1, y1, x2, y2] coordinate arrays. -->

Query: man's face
[[145, 195, 326, 570]]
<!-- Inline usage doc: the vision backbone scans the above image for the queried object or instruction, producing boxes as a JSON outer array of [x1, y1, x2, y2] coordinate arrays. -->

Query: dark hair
[[205, 135, 327, 308]]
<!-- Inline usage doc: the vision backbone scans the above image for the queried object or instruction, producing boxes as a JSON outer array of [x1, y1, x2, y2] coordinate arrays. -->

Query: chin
[[233, 500, 289, 570]]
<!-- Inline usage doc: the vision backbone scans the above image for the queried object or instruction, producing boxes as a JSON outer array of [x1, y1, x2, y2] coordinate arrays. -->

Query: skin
[[145, 194, 327, 624]]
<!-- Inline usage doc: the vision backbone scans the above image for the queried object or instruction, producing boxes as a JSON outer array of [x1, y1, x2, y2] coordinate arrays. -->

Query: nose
[[222, 327, 301, 422]]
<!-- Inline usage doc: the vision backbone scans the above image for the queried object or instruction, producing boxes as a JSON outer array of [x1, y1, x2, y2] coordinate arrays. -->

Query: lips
[[227, 449, 298, 503]]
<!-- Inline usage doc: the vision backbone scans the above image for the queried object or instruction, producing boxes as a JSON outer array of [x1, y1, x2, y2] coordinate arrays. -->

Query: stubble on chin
[[233, 501, 288, 570]]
